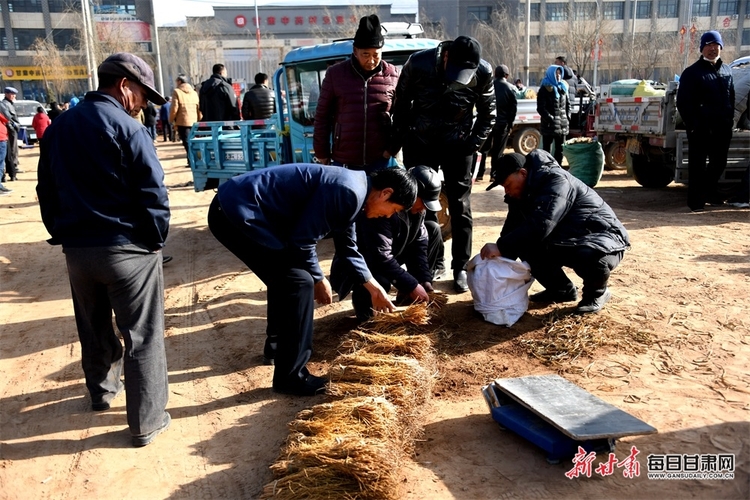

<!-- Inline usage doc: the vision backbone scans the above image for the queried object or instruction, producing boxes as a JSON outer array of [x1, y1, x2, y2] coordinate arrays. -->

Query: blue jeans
[[64, 244, 168, 436], [0, 140, 7, 187]]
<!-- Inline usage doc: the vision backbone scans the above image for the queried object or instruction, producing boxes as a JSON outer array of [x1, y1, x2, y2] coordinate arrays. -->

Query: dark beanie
[[353, 14, 385, 49], [486, 153, 527, 191]]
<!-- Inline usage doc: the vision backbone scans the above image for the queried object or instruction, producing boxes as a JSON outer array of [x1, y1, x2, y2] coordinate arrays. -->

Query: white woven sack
[[466, 254, 535, 327]]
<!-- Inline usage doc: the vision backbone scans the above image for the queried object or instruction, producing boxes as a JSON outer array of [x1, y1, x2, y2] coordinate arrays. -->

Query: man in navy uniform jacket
[[207, 164, 417, 396]]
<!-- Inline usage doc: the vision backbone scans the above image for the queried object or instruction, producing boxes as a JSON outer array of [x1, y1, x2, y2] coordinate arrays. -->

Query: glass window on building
[[48, 0, 81, 12], [52, 29, 78, 49], [633, 0, 653, 18], [693, 0, 712, 16], [467, 6, 492, 23], [657, 0, 679, 18], [546, 2, 569, 21], [530, 3, 541, 21], [94, 1, 137, 15], [742, 28, 750, 46], [575, 2, 597, 19], [717, 0, 738, 15], [545, 35, 563, 51], [7, 0, 42, 12], [604, 2, 625, 19], [14, 29, 47, 50]]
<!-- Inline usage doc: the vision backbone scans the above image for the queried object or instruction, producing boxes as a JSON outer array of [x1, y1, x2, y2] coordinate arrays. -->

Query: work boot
[[574, 288, 611, 314], [529, 287, 578, 303], [453, 270, 468, 293]]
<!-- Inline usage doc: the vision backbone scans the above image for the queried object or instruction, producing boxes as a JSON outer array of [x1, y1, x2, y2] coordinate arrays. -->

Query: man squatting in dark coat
[[481, 150, 630, 314], [331, 165, 443, 321], [207, 165, 417, 396]]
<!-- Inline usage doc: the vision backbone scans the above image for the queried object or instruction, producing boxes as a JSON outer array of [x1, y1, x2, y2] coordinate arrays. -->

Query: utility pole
[[524, 0, 530, 86], [81, 0, 98, 91], [153, 18, 165, 95], [254, 0, 262, 73], [630, 0, 638, 78]]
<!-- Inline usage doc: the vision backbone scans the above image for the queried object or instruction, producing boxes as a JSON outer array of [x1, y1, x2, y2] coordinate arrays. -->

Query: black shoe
[[529, 287, 578, 303], [453, 270, 468, 293], [273, 374, 327, 396], [162, 255, 173, 264], [91, 384, 124, 411], [574, 288, 611, 314], [263, 337, 277, 365], [690, 207, 705, 213], [132, 412, 171, 447]]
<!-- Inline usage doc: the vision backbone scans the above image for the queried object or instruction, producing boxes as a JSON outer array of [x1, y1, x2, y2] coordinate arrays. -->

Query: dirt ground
[[1, 140, 748, 500]]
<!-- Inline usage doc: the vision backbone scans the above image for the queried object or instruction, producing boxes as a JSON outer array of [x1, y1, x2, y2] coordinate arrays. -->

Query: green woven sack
[[562, 139, 605, 187]]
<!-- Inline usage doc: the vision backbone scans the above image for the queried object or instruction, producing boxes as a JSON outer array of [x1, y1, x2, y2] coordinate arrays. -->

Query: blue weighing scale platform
[[482, 375, 657, 464]]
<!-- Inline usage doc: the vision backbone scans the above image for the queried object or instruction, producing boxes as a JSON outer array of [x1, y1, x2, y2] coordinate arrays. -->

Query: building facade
[[0, 0, 159, 102]]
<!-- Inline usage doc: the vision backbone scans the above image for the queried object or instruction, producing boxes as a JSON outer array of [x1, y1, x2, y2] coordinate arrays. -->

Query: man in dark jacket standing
[[0, 87, 20, 182], [392, 35, 496, 293], [676, 31, 735, 212], [199, 63, 240, 122], [482, 151, 630, 314], [36, 53, 171, 446], [242, 72, 275, 120], [207, 165, 417, 396], [488, 64, 518, 181], [314, 14, 398, 172], [330, 165, 443, 321]]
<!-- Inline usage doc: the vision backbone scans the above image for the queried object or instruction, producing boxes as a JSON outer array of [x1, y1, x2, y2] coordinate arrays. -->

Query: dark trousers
[[521, 245, 624, 300], [4, 130, 18, 179], [351, 219, 443, 320], [489, 124, 512, 179], [542, 133, 564, 165], [686, 127, 733, 210], [207, 196, 314, 386], [64, 244, 168, 436], [177, 125, 191, 154], [403, 141, 474, 271], [162, 122, 174, 142]]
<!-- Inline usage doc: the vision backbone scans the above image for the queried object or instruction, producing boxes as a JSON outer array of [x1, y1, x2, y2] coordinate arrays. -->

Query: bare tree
[[417, 9, 449, 41], [471, 5, 524, 76], [308, 6, 375, 41], [159, 17, 225, 88], [30, 37, 79, 102]]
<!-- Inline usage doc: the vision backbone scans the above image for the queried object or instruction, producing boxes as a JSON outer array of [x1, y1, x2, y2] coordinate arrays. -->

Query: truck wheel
[[630, 152, 674, 188], [513, 127, 541, 155], [437, 190, 452, 241], [604, 141, 627, 170]]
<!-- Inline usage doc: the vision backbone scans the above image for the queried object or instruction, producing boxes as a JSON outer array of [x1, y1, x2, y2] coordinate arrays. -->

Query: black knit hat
[[353, 14, 385, 49]]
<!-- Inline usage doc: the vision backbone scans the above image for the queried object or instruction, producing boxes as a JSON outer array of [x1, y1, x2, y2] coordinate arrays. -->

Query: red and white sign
[[235, 15, 247, 28], [722, 17, 731, 27]]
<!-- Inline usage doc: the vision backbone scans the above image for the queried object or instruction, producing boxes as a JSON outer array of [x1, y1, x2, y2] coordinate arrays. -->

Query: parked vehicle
[[508, 93, 596, 155], [594, 73, 750, 188]]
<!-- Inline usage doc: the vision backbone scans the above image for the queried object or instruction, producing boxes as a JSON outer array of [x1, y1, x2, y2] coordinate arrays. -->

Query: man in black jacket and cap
[[482, 151, 630, 314], [392, 35, 496, 293], [331, 165, 444, 321]]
